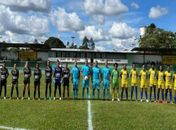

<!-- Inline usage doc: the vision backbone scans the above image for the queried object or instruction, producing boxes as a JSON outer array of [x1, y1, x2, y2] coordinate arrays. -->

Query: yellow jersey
[[165, 71, 172, 88], [173, 73, 176, 89], [149, 68, 156, 86], [157, 71, 164, 89], [140, 70, 147, 88], [130, 69, 137, 86], [121, 69, 128, 87]]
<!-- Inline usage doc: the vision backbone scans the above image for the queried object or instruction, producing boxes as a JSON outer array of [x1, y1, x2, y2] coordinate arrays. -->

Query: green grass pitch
[[1, 73, 176, 130]]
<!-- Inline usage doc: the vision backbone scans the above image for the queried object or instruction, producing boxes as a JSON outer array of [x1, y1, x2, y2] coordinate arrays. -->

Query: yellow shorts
[[149, 81, 155, 86], [174, 86, 176, 90], [140, 82, 147, 88], [165, 84, 172, 89], [158, 83, 164, 89], [121, 82, 128, 88], [131, 82, 137, 86]]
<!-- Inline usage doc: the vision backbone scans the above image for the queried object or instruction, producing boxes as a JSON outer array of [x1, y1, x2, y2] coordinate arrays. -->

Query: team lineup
[[0, 59, 176, 104]]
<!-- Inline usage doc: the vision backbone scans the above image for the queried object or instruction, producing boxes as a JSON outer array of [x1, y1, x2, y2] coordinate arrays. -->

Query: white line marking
[[87, 100, 93, 130], [0, 125, 28, 130]]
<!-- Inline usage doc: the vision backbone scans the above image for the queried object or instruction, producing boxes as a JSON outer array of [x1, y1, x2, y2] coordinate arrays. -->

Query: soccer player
[[92, 61, 101, 99], [10, 64, 19, 99], [130, 63, 138, 101], [53, 60, 62, 100], [139, 64, 148, 102], [120, 64, 128, 100], [0, 63, 9, 99], [173, 71, 176, 103], [149, 63, 157, 102], [71, 61, 80, 99], [165, 65, 172, 103], [157, 65, 165, 102], [81, 59, 91, 99], [102, 60, 111, 99], [22, 62, 31, 100], [45, 60, 52, 100], [33, 63, 42, 100], [111, 63, 120, 101], [62, 63, 70, 98]]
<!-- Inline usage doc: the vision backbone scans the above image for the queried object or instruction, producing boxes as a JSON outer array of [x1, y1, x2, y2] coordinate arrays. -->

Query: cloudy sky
[[0, 0, 175, 51]]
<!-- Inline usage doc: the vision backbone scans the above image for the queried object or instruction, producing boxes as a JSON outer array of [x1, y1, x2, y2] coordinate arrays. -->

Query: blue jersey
[[54, 66, 62, 83], [82, 65, 90, 77], [71, 67, 80, 80], [102, 67, 111, 81], [92, 66, 101, 80]]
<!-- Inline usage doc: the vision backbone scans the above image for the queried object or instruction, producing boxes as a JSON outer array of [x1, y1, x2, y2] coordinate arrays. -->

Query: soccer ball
[[84, 76, 88, 80]]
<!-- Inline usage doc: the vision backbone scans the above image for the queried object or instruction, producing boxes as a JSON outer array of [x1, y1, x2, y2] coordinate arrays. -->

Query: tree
[[89, 38, 95, 50], [44, 37, 66, 48], [79, 36, 89, 49], [139, 23, 176, 48]]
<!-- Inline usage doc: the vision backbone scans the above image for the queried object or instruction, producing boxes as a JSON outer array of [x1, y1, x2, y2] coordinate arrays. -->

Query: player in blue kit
[[53, 60, 62, 100], [81, 59, 91, 99], [92, 61, 101, 99], [71, 61, 80, 99], [102, 60, 111, 99]]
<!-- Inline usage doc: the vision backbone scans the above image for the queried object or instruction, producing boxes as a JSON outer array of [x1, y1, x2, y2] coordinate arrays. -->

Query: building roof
[[131, 47, 176, 55]]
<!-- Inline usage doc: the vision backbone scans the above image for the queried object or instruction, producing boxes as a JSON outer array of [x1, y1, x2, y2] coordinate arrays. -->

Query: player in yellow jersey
[[130, 64, 138, 101], [149, 63, 157, 102], [139, 64, 148, 102], [164, 65, 172, 103], [173, 70, 176, 103], [120, 64, 128, 100], [157, 65, 165, 102]]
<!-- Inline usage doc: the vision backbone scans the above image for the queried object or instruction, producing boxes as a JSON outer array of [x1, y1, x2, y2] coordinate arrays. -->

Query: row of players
[[0, 59, 176, 103]]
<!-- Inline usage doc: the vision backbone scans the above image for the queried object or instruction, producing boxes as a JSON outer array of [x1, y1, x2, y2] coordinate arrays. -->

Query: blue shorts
[[73, 79, 78, 89], [82, 79, 89, 88], [103, 79, 110, 89], [93, 80, 100, 89]]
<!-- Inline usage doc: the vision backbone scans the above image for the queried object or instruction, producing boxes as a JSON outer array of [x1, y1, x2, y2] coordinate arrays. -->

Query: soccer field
[[1, 74, 176, 130]]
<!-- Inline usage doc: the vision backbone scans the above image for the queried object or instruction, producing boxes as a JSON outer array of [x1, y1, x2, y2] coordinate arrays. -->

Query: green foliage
[[69, 42, 77, 49], [139, 23, 176, 48], [79, 36, 95, 50], [44, 37, 66, 48]]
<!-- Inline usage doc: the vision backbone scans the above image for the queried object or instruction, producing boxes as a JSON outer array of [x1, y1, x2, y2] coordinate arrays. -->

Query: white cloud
[[0, 0, 51, 12], [0, 5, 49, 36], [0, 31, 48, 43], [109, 22, 138, 39], [84, 0, 128, 16], [78, 26, 108, 41], [149, 5, 168, 19], [92, 15, 105, 24], [50, 7, 84, 32], [131, 2, 139, 9]]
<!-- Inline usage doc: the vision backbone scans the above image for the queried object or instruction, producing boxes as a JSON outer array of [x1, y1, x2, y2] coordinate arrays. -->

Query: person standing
[[139, 64, 148, 102], [71, 61, 80, 99], [102, 60, 111, 99], [149, 63, 157, 102], [81, 59, 91, 99], [62, 63, 70, 98], [165, 65, 172, 103], [130, 64, 138, 101], [45, 60, 53, 100], [53, 60, 62, 100], [120, 64, 129, 100], [0, 63, 9, 99], [111, 63, 120, 101], [22, 62, 31, 100], [157, 65, 165, 102], [10, 64, 19, 99], [92, 61, 101, 99], [33, 63, 42, 100]]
